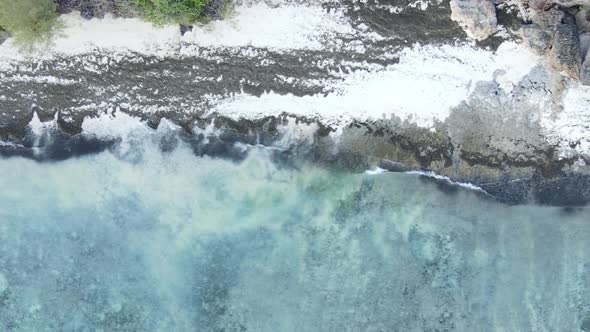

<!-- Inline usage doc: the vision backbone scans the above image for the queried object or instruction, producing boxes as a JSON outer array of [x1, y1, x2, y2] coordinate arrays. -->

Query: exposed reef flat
[[1, 0, 590, 206]]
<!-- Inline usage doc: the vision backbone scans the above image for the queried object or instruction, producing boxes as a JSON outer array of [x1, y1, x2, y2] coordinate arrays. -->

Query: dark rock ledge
[[1, 106, 589, 207]]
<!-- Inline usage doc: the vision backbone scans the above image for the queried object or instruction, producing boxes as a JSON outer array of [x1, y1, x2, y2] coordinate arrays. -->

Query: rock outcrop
[[580, 14, 590, 83], [520, 8, 583, 79], [521, 8, 563, 53], [451, 0, 588, 83], [528, 0, 590, 9], [576, 8, 590, 31], [550, 12, 582, 78], [449, 0, 498, 40], [581, 54, 590, 83]]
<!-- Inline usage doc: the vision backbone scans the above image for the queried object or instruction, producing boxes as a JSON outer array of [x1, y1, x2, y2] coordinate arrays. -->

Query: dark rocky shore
[[2, 109, 590, 206], [1, 0, 590, 206]]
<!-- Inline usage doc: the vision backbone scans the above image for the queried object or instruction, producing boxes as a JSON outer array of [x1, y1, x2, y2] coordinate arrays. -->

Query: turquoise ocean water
[[0, 139, 589, 331]]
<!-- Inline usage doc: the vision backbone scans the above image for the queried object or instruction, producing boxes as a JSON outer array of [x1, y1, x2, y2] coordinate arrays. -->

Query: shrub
[[54, 0, 141, 19], [0, 0, 62, 48], [134, 0, 212, 26], [113, 0, 143, 18], [0, 26, 7, 41]]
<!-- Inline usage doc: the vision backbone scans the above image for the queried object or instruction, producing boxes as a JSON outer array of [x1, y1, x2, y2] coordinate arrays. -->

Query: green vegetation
[[0, 26, 7, 41], [0, 0, 62, 48], [0, 0, 224, 51], [134, 0, 212, 26]]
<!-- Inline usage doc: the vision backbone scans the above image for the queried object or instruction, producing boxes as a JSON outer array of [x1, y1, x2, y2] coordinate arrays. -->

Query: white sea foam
[[406, 170, 488, 193], [192, 118, 220, 145], [0, 1, 540, 130], [365, 164, 487, 193], [28, 111, 58, 136], [0, 2, 373, 60], [0, 140, 22, 148], [80, 108, 149, 139], [28, 112, 45, 137], [275, 116, 319, 148], [365, 167, 387, 175], [0, 74, 78, 85], [179, 3, 368, 51], [209, 42, 538, 128], [3, 0, 573, 157], [541, 82, 590, 159]]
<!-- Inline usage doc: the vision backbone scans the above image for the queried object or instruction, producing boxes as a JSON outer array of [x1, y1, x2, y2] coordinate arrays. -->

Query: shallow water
[[0, 142, 589, 331]]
